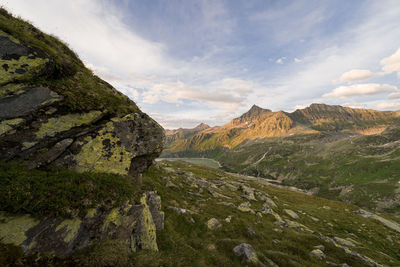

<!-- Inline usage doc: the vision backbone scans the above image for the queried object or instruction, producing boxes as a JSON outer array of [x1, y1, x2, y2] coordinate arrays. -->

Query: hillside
[[161, 104, 400, 213], [3, 160, 400, 266]]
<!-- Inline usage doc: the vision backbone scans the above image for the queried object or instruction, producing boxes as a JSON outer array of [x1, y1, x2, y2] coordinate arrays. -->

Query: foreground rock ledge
[[0, 191, 164, 258]]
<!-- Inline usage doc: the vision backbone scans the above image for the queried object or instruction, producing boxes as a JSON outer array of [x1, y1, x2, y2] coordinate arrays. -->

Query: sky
[[1, 0, 400, 129]]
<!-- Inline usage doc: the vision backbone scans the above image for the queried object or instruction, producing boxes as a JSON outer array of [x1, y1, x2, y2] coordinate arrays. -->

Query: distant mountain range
[[163, 103, 400, 154], [162, 103, 400, 213]]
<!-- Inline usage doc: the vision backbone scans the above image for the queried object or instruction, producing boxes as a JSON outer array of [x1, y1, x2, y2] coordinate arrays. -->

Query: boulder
[[233, 243, 260, 264], [206, 218, 221, 230], [310, 249, 325, 260]]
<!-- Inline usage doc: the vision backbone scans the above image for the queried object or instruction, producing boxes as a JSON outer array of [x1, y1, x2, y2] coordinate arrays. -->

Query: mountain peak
[[194, 123, 210, 130]]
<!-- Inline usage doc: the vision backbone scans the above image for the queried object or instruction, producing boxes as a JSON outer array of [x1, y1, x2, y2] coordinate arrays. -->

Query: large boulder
[[0, 22, 165, 179]]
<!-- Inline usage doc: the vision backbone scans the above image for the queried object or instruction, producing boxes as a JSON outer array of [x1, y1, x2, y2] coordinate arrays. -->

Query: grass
[[1, 160, 400, 266], [0, 162, 137, 218], [0, 7, 139, 116]]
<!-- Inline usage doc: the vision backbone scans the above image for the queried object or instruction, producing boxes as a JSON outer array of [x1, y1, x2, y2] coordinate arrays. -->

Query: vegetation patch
[[0, 162, 137, 217]]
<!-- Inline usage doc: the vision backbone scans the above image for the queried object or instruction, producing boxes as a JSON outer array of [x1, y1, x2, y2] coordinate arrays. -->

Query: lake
[[156, 157, 221, 169]]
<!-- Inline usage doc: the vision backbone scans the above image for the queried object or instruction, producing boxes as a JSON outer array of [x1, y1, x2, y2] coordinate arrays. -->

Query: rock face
[[0, 21, 165, 179], [0, 9, 165, 259], [0, 192, 163, 258]]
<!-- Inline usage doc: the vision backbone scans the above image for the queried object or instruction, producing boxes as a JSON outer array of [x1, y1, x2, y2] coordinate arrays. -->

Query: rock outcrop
[[0, 13, 165, 179], [0, 192, 163, 258], [0, 8, 165, 260]]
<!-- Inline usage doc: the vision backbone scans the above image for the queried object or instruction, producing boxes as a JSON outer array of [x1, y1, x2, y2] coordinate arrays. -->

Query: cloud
[[294, 58, 302, 63], [276, 57, 286, 64], [388, 92, 400, 99], [381, 48, 400, 74], [376, 102, 400, 109], [141, 78, 254, 110], [339, 69, 375, 82], [323, 83, 398, 98]]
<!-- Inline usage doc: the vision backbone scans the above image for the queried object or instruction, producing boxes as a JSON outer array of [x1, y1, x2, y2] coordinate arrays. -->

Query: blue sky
[[2, 0, 400, 128]]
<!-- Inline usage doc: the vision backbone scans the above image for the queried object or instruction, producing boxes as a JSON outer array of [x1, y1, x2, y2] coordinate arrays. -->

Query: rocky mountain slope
[[163, 103, 400, 154], [162, 104, 400, 213], [0, 7, 165, 263], [139, 160, 400, 266]]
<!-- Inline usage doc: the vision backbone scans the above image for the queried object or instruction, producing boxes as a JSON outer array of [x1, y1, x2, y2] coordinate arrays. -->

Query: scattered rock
[[167, 206, 196, 215], [217, 201, 236, 208], [264, 198, 278, 209], [233, 243, 260, 265], [238, 202, 255, 213], [206, 218, 221, 230], [284, 209, 299, 219], [207, 244, 216, 251], [166, 179, 179, 189], [323, 206, 331, 210], [240, 185, 256, 201], [247, 226, 256, 235], [334, 237, 356, 247], [313, 245, 325, 251], [354, 209, 400, 233], [225, 215, 233, 223], [310, 249, 326, 260]]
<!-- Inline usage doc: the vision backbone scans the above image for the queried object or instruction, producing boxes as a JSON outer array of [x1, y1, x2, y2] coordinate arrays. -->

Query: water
[[156, 157, 221, 169]]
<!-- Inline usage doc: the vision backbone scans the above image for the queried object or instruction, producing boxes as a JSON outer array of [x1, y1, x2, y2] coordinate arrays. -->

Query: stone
[[167, 206, 196, 215], [313, 245, 325, 251], [264, 197, 278, 209], [310, 249, 326, 260], [334, 237, 356, 247], [206, 218, 221, 230], [225, 215, 233, 223], [247, 226, 256, 235], [233, 243, 259, 264], [145, 191, 164, 230], [240, 185, 256, 201], [354, 209, 400, 233], [284, 209, 299, 219], [0, 191, 163, 257], [238, 202, 255, 213], [0, 87, 62, 120]]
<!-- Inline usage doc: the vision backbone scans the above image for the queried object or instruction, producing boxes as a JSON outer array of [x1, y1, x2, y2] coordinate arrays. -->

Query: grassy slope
[[216, 126, 400, 214], [131, 160, 400, 266], [0, 8, 139, 116]]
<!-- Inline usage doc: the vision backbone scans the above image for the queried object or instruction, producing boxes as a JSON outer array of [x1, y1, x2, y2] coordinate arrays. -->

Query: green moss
[[102, 208, 123, 231], [0, 162, 136, 217], [55, 218, 82, 243], [85, 208, 97, 219], [0, 83, 26, 97], [131, 194, 158, 252], [0, 55, 49, 85], [74, 121, 135, 175], [36, 111, 102, 139], [0, 212, 39, 245], [0, 118, 24, 136]]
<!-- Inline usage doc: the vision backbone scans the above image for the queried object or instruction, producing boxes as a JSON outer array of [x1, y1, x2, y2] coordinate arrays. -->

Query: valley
[[162, 104, 400, 214]]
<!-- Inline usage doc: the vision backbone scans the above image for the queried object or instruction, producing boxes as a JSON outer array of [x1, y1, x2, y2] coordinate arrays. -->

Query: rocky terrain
[[162, 104, 400, 214], [0, 7, 165, 265], [136, 160, 400, 266]]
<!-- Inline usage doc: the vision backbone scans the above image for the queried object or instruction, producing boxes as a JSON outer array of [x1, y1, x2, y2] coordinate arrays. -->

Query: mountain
[[162, 103, 400, 213], [163, 103, 400, 155]]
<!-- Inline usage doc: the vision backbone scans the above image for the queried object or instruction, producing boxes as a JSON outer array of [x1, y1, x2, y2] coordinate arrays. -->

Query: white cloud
[[276, 57, 286, 64], [376, 102, 400, 109], [339, 69, 375, 82], [323, 83, 398, 98], [381, 48, 400, 75], [388, 92, 400, 99], [294, 58, 302, 63], [141, 78, 254, 110]]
